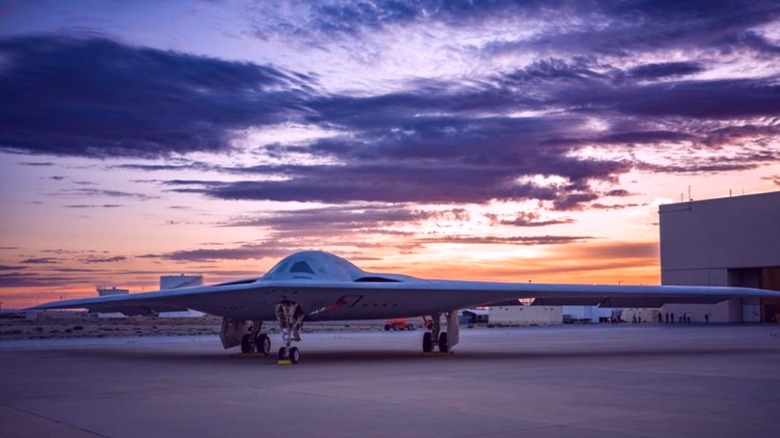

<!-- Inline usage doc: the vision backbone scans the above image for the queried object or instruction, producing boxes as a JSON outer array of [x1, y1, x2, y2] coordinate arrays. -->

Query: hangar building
[[659, 191, 780, 323]]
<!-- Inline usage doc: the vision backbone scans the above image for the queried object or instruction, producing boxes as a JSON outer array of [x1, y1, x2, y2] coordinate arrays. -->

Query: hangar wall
[[659, 191, 780, 323]]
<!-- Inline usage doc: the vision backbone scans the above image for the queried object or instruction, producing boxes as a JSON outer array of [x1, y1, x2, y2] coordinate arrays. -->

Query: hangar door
[[762, 267, 780, 323]]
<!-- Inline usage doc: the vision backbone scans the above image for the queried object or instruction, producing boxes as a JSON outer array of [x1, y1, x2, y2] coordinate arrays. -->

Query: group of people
[[611, 311, 711, 324], [662, 312, 709, 323]]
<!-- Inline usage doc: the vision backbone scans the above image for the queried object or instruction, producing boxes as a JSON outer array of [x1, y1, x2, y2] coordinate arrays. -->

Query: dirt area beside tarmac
[[0, 311, 396, 341]]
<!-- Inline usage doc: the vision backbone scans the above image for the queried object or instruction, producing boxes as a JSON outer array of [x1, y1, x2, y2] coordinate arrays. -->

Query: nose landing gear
[[275, 300, 305, 365]]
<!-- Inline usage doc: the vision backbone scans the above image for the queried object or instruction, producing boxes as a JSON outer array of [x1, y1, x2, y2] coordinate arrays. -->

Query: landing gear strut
[[422, 311, 459, 354], [275, 300, 305, 364]]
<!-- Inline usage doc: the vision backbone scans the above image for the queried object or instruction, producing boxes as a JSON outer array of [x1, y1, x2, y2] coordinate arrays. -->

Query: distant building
[[489, 304, 562, 326], [158, 274, 205, 317], [659, 191, 780, 323]]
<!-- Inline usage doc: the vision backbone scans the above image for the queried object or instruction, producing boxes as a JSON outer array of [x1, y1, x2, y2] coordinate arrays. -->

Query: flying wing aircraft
[[30, 250, 780, 364]]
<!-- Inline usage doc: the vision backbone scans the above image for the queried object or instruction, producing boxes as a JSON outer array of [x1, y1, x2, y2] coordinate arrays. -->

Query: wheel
[[422, 332, 433, 353], [240, 334, 253, 354], [384, 324, 391, 331], [257, 334, 271, 355], [438, 332, 449, 353], [289, 347, 300, 364], [278, 347, 289, 361], [392, 324, 400, 331], [407, 324, 415, 331]]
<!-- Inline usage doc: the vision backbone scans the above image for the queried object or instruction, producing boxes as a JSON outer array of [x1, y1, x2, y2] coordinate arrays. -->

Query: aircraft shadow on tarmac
[[38, 344, 780, 366]]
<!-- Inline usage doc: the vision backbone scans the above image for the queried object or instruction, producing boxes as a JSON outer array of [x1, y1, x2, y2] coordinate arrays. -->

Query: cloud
[[20, 257, 59, 264], [246, 0, 543, 38], [562, 241, 659, 260], [64, 204, 123, 209], [56, 188, 158, 201], [225, 205, 429, 230], [17, 161, 54, 166], [0, 272, 93, 288], [415, 235, 591, 246], [3, 6, 779, 217], [599, 79, 780, 119], [143, 244, 291, 263], [479, 1, 780, 59], [80, 256, 127, 264], [0, 35, 314, 158], [591, 203, 644, 210], [628, 62, 705, 80], [491, 212, 574, 227]]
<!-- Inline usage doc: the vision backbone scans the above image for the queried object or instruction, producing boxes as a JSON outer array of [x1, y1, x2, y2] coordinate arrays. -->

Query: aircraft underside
[[219, 298, 460, 364]]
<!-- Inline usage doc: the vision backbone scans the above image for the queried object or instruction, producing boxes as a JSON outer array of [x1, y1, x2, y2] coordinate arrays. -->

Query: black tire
[[422, 332, 433, 353], [289, 347, 300, 364], [407, 324, 415, 331], [384, 324, 391, 331], [438, 332, 449, 353], [240, 334, 252, 354], [278, 347, 289, 361], [257, 334, 271, 355]]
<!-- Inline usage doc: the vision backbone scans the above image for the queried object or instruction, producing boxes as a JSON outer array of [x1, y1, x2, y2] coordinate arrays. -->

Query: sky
[[1, 0, 779, 308]]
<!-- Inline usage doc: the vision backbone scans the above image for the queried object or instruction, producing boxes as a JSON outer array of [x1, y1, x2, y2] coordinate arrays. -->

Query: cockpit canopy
[[260, 250, 417, 283], [262, 251, 366, 281]]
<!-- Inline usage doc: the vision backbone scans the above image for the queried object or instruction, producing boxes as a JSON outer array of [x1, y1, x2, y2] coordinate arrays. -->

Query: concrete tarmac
[[1, 324, 779, 437]]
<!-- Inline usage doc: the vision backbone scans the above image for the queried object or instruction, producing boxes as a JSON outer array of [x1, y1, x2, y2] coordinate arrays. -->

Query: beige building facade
[[659, 191, 780, 323]]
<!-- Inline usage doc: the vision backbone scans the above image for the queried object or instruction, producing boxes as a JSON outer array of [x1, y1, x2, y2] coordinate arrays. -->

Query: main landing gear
[[422, 311, 459, 355], [219, 317, 271, 355], [240, 320, 271, 355], [275, 300, 305, 365]]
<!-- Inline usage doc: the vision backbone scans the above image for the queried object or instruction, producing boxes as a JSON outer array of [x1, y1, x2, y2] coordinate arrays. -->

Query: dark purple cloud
[[0, 35, 313, 158], [628, 62, 704, 80], [592, 79, 780, 119], [252, 1, 780, 57], [2, 1, 779, 219], [166, 160, 622, 207], [480, 1, 780, 58], [18, 162, 54, 166]]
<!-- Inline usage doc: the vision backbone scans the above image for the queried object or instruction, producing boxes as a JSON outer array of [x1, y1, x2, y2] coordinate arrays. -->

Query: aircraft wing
[[28, 278, 780, 321]]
